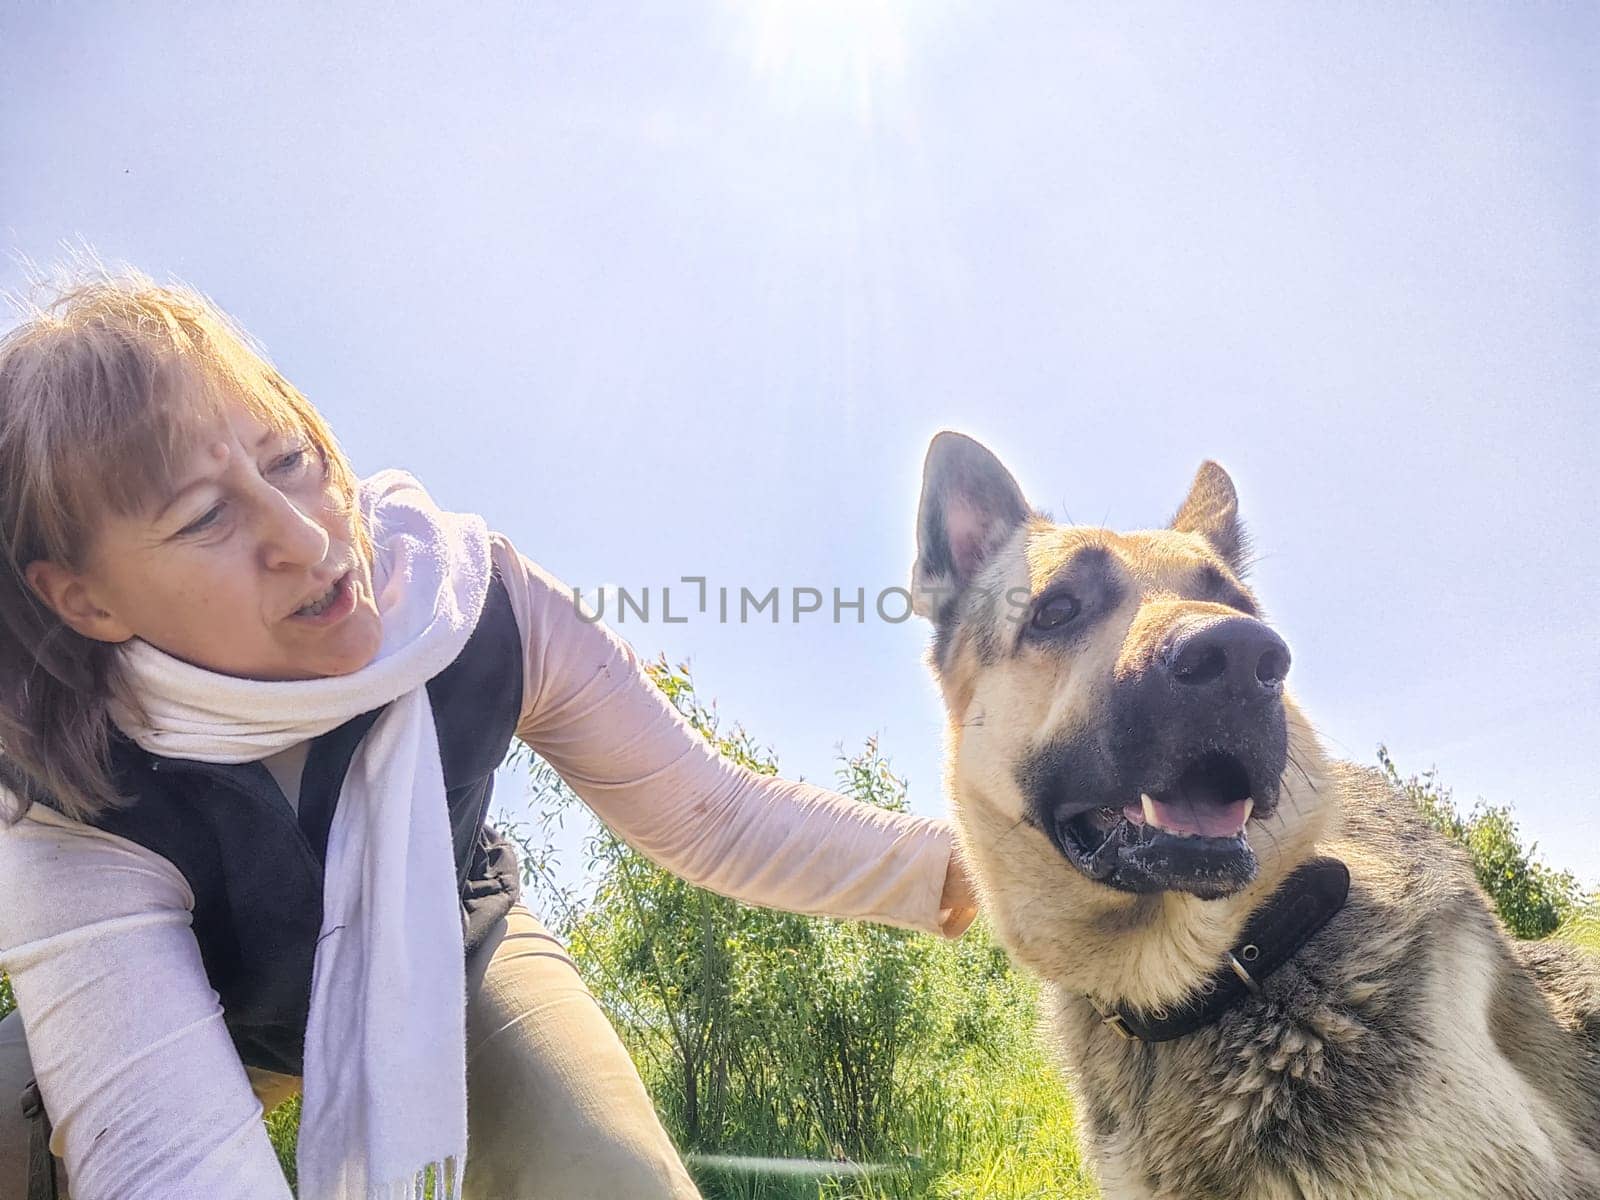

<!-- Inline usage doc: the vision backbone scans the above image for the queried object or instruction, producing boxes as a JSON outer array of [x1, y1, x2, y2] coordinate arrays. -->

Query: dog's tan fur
[[936, 523, 1332, 1011], [911, 432, 1600, 1199]]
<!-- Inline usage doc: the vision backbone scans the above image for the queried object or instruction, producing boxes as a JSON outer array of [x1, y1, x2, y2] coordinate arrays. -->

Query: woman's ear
[[23, 560, 135, 644]]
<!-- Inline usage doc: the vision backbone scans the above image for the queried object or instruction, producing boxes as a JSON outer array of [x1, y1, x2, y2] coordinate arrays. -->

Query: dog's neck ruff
[[1090, 856, 1351, 1042]]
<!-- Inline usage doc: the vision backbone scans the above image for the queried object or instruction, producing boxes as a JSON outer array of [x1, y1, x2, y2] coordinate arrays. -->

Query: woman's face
[[27, 397, 383, 681]]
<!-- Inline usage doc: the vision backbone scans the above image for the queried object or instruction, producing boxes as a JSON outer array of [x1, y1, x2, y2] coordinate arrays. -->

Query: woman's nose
[[256, 487, 331, 571]]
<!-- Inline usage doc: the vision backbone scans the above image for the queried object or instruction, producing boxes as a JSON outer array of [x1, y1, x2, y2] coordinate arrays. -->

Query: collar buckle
[[1227, 950, 1263, 996], [1089, 998, 1140, 1040], [1100, 1010, 1138, 1040], [1085, 857, 1351, 1043]]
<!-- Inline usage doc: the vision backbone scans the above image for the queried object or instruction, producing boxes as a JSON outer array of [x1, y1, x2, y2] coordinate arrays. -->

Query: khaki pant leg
[[460, 905, 701, 1200], [0, 1010, 69, 1200]]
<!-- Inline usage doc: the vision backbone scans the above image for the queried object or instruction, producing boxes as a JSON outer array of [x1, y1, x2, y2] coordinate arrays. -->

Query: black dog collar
[[1090, 856, 1351, 1042]]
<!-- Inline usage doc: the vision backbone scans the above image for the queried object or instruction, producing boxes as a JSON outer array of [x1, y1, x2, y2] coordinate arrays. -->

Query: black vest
[[79, 568, 525, 1077]]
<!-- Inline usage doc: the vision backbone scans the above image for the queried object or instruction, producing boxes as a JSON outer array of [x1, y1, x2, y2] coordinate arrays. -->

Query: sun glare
[[732, 0, 915, 122]]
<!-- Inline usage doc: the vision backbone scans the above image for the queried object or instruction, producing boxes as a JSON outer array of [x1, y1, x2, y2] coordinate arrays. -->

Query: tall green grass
[[654, 994, 1096, 1200], [1558, 901, 1600, 954], [601, 1016, 1094, 1200]]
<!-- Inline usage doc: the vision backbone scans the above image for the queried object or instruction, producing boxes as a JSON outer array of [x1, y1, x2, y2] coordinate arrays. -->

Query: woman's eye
[[181, 503, 224, 536], [1031, 592, 1081, 632], [272, 448, 309, 474]]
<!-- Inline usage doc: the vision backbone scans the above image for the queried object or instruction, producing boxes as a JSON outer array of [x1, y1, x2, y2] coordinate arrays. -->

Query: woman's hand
[[938, 849, 980, 938]]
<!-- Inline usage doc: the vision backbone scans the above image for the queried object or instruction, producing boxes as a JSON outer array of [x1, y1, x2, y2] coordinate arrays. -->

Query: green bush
[[0, 971, 12, 1021], [1378, 745, 1582, 938]]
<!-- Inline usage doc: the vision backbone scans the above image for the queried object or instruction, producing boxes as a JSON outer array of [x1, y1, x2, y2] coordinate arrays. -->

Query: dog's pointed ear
[[912, 432, 1032, 621], [1170, 461, 1249, 574]]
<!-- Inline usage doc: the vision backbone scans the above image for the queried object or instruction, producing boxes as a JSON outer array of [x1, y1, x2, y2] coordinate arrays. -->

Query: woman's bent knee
[[461, 906, 701, 1199]]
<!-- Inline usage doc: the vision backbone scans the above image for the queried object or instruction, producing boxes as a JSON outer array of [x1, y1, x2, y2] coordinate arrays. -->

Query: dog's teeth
[[1141, 792, 1193, 835], [1242, 798, 1255, 826]]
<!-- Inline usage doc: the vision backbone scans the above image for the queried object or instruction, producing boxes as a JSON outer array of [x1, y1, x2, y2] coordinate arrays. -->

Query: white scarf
[[108, 468, 490, 1200]]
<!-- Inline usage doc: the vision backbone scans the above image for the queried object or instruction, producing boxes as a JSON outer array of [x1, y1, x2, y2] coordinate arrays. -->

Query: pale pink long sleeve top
[[0, 532, 958, 1199]]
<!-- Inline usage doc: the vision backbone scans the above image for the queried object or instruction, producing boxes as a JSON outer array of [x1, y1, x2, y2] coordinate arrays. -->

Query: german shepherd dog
[[909, 431, 1600, 1199]]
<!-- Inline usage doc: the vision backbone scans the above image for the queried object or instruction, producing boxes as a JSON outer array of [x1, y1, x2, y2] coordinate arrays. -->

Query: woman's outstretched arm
[[494, 534, 969, 937]]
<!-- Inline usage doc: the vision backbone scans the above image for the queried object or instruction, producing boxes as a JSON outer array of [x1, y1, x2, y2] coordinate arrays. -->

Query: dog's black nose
[[1164, 617, 1291, 699]]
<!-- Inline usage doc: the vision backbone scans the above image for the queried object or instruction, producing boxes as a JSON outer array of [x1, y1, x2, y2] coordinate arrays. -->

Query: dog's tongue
[[1124, 794, 1252, 838]]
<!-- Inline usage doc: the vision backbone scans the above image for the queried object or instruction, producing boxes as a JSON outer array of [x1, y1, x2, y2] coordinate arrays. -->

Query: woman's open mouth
[[1053, 751, 1267, 899], [290, 571, 355, 624]]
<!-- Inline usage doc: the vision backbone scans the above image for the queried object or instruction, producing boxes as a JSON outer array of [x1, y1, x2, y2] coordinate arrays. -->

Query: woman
[[0, 271, 977, 1200]]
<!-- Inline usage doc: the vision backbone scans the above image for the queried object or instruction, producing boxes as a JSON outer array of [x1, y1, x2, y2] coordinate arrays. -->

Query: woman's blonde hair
[[0, 264, 368, 823]]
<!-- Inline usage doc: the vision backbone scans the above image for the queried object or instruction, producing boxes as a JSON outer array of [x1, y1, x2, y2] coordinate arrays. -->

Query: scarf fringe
[[377, 1156, 461, 1200]]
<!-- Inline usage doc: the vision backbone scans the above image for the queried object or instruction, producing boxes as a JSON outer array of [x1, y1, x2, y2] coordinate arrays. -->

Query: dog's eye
[[1032, 592, 1081, 632]]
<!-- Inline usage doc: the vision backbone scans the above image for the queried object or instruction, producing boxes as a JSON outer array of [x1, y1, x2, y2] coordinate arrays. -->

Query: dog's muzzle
[[1031, 614, 1292, 899]]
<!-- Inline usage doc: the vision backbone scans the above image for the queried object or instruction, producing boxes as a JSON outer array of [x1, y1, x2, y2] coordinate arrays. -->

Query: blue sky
[[3, 2, 1596, 888]]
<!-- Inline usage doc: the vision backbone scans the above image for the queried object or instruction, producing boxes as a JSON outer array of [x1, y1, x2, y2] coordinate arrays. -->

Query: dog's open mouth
[[1054, 751, 1266, 899]]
